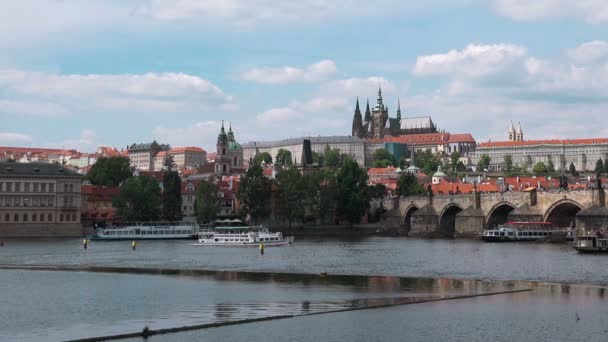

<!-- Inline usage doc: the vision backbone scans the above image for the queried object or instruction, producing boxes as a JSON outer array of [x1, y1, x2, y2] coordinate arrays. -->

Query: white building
[[127, 141, 170, 171]]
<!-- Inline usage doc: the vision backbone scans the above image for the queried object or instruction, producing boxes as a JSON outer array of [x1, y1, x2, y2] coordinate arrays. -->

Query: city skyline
[[1, 1, 608, 152]]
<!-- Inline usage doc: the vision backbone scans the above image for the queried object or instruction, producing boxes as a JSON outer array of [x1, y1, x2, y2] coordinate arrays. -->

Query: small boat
[[89, 222, 198, 241], [481, 221, 572, 242], [193, 225, 294, 247], [573, 233, 608, 253]]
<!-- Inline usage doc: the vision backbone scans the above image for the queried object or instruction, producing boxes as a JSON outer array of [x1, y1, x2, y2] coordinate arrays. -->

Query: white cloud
[[319, 77, 397, 98], [490, 0, 608, 23], [241, 60, 336, 84], [0, 100, 71, 117], [568, 40, 608, 65], [0, 69, 234, 116], [0, 132, 33, 145], [47, 130, 100, 152], [153, 120, 222, 151], [413, 44, 528, 78], [256, 107, 301, 125]]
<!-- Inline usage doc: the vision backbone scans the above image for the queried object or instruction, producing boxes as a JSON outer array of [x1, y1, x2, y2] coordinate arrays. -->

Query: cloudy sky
[[1, 0, 607, 152]]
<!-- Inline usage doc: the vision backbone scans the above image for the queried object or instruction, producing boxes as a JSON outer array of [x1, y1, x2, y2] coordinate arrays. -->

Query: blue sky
[[1, 0, 607, 152]]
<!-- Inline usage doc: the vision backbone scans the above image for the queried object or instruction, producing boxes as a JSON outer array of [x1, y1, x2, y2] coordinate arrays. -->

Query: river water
[[1, 237, 608, 341]]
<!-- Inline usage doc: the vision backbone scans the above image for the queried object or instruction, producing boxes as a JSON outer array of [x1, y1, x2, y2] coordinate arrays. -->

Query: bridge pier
[[455, 207, 485, 238]]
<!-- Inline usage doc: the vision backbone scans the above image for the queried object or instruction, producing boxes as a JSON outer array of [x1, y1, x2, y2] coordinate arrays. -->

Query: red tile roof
[[367, 132, 476, 145], [367, 166, 398, 174], [170, 146, 206, 154], [479, 138, 608, 148], [430, 180, 500, 194], [0, 146, 64, 154], [82, 185, 120, 201]]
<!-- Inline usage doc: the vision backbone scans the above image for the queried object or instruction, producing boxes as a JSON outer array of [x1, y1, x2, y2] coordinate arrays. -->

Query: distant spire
[[355, 97, 360, 113], [227, 121, 235, 141], [364, 99, 371, 122], [376, 84, 383, 110], [509, 121, 515, 133], [396, 98, 402, 121]]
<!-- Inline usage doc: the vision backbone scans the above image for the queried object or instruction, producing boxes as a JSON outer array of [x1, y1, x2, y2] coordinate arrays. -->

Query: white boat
[[573, 232, 608, 253], [193, 225, 294, 247], [481, 221, 572, 242], [89, 222, 198, 241]]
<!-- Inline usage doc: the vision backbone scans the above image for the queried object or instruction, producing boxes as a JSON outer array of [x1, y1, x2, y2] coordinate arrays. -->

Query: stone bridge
[[388, 187, 608, 238]]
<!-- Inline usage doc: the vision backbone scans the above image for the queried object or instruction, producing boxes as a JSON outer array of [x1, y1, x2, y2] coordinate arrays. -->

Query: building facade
[[472, 123, 608, 172], [127, 141, 171, 171], [169, 147, 206, 169], [0, 162, 83, 237], [215, 122, 244, 175], [352, 87, 437, 139]]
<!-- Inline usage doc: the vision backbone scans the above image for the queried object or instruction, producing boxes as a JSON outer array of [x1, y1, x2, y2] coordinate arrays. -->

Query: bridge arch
[[543, 199, 583, 227], [438, 204, 463, 238], [402, 205, 419, 234], [485, 202, 517, 228]]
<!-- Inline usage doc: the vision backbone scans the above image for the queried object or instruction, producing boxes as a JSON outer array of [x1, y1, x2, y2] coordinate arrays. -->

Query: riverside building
[[0, 162, 83, 237]]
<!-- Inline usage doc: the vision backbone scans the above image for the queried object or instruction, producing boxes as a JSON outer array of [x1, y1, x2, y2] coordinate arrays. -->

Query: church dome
[[228, 141, 242, 151]]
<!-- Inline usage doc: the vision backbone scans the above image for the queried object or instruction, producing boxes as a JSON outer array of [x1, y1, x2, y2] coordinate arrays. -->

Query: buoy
[[132, 241, 136, 251], [83, 239, 88, 250], [259, 243, 264, 255]]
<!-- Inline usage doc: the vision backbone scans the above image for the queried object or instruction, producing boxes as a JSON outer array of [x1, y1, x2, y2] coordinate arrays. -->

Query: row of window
[[0, 197, 54, 207], [0, 182, 56, 193], [1, 212, 77, 223]]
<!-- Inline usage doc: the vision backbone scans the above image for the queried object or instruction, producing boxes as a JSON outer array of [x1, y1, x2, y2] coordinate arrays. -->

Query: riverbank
[[268, 224, 381, 237]]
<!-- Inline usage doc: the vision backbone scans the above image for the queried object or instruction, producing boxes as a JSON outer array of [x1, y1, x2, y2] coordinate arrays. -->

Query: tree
[[323, 145, 342, 168], [275, 166, 306, 227], [396, 173, 425, 196], [368, 183, 388, 199], [415, 150, 441, 175], [504, 155, 513, 175], [533, 162, 548, 176], [275, 148, 293, 166], [450, 151, 461, 172], [163, 154, 176, 170], [311, 151, 324, 166], [86, 156, 132, 187], [569, 162, 577, 176], [456, 161, 467, 172], [194, 179, 218, 223], [113, 176, 162, 222], [596, 159, 604, 176], [252, 152, 272, 166], [304, 168, 337, 224], [335, 156, 369, 225], [237, 163, 272, 224], [162, 170, 182, 221], [372, 148, 395, 168], [547, 159, 556, 174], [478, 154, 491, 172]]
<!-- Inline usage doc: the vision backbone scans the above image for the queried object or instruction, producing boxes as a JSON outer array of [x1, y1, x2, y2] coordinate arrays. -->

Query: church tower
[[396, 99, 402, 122], [370, 86, 389, 139], [351, 97, 364, 138], [364, 99, 371, 122], [215, 121, 230, 175], [516, 122, 524, 141], [508, 121, 516, 142]]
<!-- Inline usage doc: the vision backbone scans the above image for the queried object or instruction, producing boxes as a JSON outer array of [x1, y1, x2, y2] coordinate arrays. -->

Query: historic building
[[0, 162, 83, 237], [169, 147, 206, 169], [471, 123, 608, 172], [352, 87, 437, 139], [215, 122, 244, 175], [127, 141, 171, 171]]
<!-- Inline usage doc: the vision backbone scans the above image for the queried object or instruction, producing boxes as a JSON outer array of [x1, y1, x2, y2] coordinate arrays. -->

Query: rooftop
[[478, 138, 608, 148], [0, 162, 82, 177], [242, 136, 364, 149], [170, 146, 206, 154]]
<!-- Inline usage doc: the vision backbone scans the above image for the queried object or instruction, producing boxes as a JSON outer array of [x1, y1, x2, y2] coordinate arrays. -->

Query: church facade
[[351, 87, 437, 139], [215, 121, 244, 175]]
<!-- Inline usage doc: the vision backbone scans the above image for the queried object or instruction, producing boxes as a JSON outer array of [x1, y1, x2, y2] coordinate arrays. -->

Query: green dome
[[228, 141, 242, 151]]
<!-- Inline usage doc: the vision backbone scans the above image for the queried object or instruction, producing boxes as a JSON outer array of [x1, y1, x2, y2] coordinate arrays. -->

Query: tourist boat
[[573, 233, 608, 253], [89, 222, 199, 241], [481, 221, 572, 242], [194, 225, 294, 247]]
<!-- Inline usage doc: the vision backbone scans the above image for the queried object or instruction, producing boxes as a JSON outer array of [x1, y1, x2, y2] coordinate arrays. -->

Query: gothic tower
[[351, 97, 364, 138], [508, 121, 516, 142], [396, 98, 402, 122], [370, 86, 389, 138], [516, 122, 524, 141], [364, 99, 371, 122]]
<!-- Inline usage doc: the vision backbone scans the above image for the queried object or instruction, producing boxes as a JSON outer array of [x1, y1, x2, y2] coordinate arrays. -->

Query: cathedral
[[351, 87, 437, 139], [215, 121, 244, 175]]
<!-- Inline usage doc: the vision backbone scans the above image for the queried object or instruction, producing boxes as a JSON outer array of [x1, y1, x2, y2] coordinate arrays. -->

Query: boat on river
[[481, 221, 572, 242], [193, 225, 294, 247], [89, 222, 198, 241], [573, 232, 608, 253]]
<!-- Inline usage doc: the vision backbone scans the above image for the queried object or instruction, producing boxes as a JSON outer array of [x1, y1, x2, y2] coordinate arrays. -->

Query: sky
[[1, 0, 608, 152]]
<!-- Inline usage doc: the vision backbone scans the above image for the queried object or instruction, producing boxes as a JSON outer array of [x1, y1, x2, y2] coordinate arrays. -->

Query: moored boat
[[481, 221, 572, 242], [573, 233, 608, 253], [194, 225, 294, 247], [89, 222, 199, 241]]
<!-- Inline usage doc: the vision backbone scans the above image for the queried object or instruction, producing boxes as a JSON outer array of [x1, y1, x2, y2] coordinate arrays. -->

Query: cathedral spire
[[227, 122, 235, 142], [396, 98, 402, 121], [376, 84, 384, 110], [364, 99, 371, 122], [352, 97, 364, 138], [217, 120, 228, 144]]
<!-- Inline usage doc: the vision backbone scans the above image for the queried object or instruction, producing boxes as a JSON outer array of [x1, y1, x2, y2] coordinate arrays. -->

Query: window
[[41, 183, 46, 192], [39, 214, 43, 222], [64, 184, 68, 193], [14, 214, 18, 222], [0, 182, 3, 192], [15, 182, 21, 192], [24, 183, 30, 192], [33, 183, 39, 192], [71, 213, 76, 221], [6, 183, 12, 192], [23, 213, 28, 222], [60, 214, 64, 222], [32, 214, 37, 222], [69, 184, 74, 192], [49, 184, 54, 192], [48, 213, 52, 221]]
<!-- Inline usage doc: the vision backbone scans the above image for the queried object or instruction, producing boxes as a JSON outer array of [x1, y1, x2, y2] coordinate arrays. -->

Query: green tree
[[504, 155, 513, 175], [275, 166, 306, 227], [237, 163, 272, 224], [311, 151, 324, 166], [456, 161, 467, 172], [372, 148, 395, 168], [162, 170, 182, 221], [113, 176, 162, 222], [595, 159, 604, 176], [194, 179, 218, 223], [323, 145, 342, 168], [478, 154, 491, 171], [533, 162, 548, 176], [86, 156, 132, 187], [415, 150, 441, 175], [396, 173, 425, 196], [275, 148, 293, 166], [252, 152, 272, 166], [163, 154, 176, 170], [569, 162, 577, 176], [304, 168, 337, 224], [450, 151, 461, 172], [335, 156, 369, 225], [368, 183, 388, 199], [547, 159, 556, 174]]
